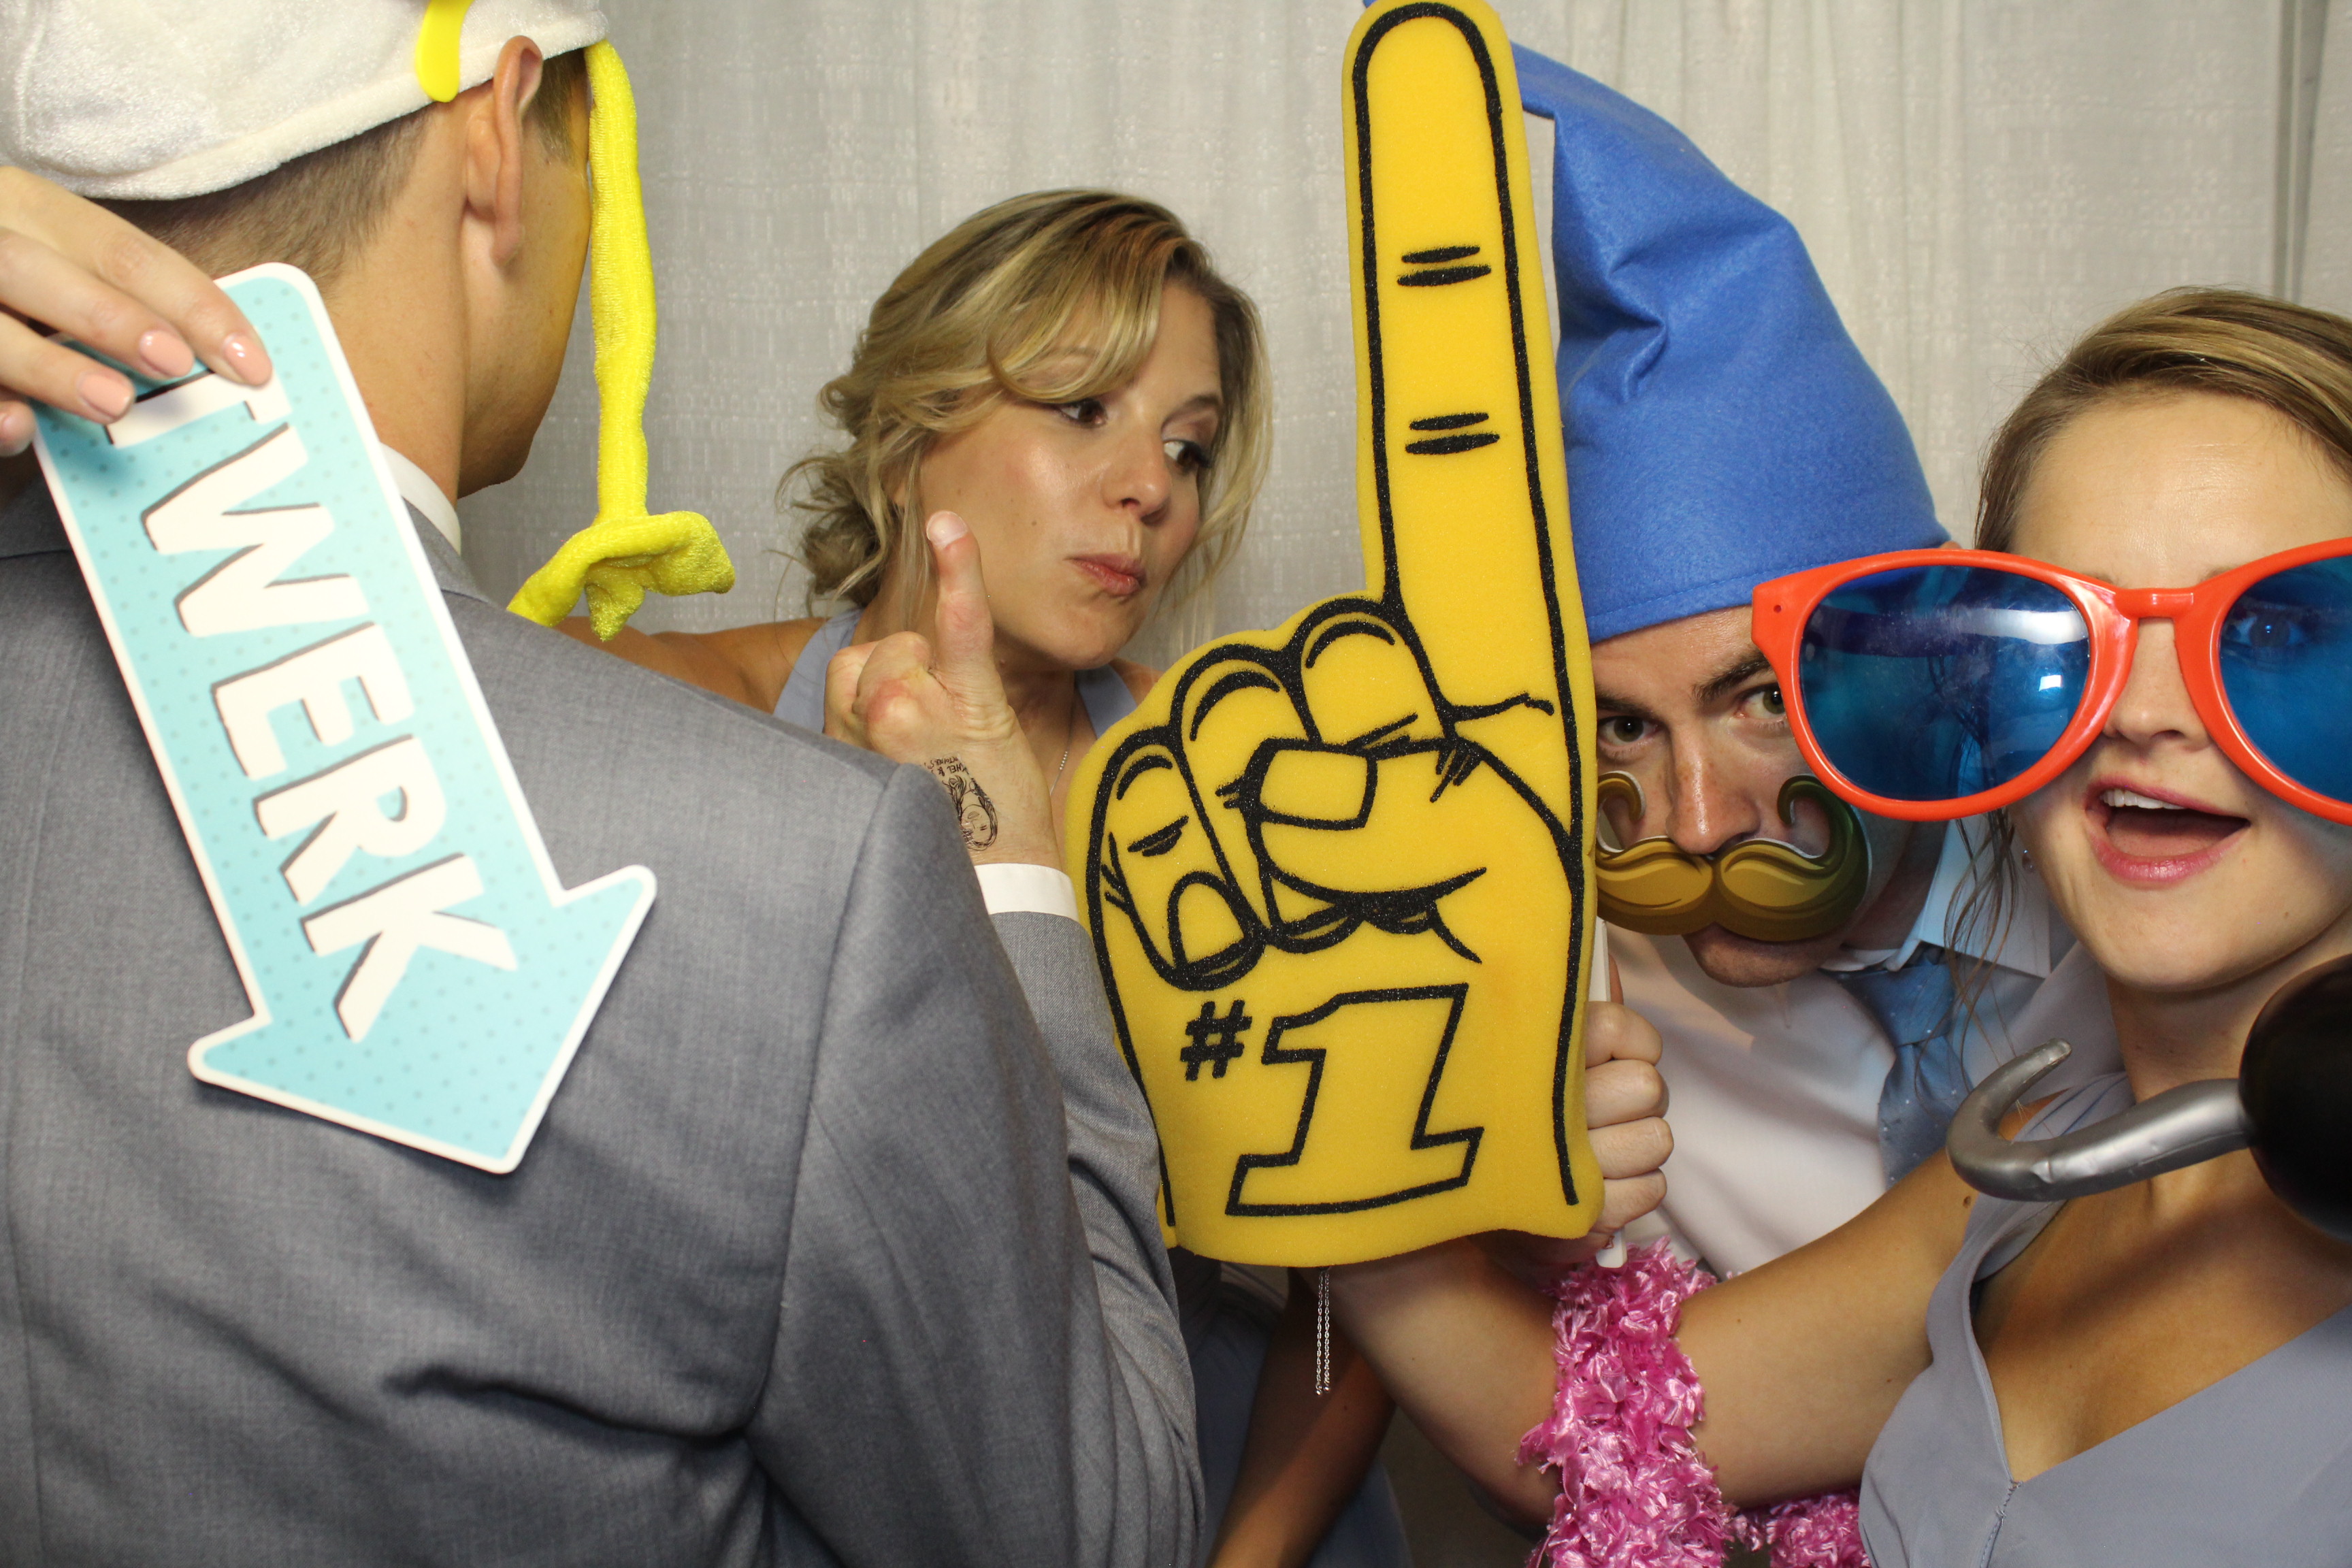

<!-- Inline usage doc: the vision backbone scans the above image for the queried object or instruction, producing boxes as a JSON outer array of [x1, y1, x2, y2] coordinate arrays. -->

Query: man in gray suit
[[0, 8, 1196, 1563]]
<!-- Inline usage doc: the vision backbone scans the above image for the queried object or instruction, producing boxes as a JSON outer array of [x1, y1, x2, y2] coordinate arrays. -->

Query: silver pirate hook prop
[[1594, 772, 1871, 944], [1948, 953, 2352, 1242]]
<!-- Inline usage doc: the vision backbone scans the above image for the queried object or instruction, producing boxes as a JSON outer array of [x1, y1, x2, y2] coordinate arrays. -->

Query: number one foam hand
[[1068, 0, 1601, 1267]]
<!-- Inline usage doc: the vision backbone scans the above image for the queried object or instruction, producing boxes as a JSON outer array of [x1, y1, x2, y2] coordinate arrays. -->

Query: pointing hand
[[828, 512, 1058, 868]]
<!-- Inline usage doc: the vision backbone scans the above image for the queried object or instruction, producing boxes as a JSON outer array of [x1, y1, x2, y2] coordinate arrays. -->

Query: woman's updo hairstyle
[[787, 189, 1271, 612], [1978, 287, 2352, 553]]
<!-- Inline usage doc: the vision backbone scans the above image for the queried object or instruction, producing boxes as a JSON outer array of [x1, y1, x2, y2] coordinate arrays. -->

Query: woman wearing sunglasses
[[1326, 288, 2352, 1566]]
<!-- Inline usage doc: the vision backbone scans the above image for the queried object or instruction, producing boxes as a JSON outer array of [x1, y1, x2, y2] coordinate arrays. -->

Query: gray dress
[[781, 610, 1412, 1568], [1861, 1075, 2352, 1566]]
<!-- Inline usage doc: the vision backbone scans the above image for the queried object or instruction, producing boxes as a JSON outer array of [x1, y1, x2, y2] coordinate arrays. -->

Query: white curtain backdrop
[[459, 1, 2339, 670]]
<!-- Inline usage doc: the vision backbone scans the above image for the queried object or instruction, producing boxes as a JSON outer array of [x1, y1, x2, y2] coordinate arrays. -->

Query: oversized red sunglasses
[[1749, 539, 2352, 826]]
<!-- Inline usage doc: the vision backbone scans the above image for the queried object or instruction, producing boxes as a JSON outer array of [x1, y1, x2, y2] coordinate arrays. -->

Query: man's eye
[[1757, 685, 1786, 717], [1055, 397, 1108, 427], [1599, 716, 1648, 746], [1164, 438, 1210, 473]]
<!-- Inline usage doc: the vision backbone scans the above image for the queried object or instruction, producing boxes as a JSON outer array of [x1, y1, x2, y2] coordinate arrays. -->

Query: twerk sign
[[33, 265, 653, 1173]]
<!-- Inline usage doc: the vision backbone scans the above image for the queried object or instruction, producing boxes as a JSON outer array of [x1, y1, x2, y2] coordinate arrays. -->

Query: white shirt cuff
[[975, 862, 1080, 922]]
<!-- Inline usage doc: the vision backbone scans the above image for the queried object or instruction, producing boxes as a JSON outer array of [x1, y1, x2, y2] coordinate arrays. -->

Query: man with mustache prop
[[1520, 48, 2123, 1277]]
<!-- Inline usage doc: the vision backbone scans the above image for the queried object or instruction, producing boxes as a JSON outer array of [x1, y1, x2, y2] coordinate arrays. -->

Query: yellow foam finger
[[1067, 0, 1600, 1268], [1351, 3, 1590, 826]]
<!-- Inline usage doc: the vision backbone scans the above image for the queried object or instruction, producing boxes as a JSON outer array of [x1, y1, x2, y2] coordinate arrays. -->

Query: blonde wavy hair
[[785, 189, 1271, 615]]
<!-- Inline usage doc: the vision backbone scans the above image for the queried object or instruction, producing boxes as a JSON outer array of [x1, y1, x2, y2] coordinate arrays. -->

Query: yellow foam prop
[[414, 0, 472, 103], [506, 41, 734, 640], [1066, 0, 1601, 1267]]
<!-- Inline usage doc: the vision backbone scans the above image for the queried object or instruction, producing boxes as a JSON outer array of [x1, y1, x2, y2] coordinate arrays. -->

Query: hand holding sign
[[35, 267, 649, 1173], [1067, 0, 1601, 1266], [0, 167, 271, 450]]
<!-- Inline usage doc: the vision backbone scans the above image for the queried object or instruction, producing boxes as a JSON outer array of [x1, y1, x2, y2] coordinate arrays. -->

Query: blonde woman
[[584, 192, 1256, 841], [572, 191, 1407, 1568]]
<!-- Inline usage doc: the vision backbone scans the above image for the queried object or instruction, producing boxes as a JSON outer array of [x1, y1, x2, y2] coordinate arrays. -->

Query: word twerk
[[127, 378, 513, 1039]]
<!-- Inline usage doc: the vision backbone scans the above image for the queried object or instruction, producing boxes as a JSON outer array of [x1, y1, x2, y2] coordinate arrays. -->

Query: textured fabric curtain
[[459, 1, 2323, 668], [2304, 1, 2352, 314]]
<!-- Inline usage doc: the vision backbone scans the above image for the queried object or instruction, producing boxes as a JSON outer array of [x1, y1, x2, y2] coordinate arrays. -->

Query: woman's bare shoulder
[[702, 616, 830, 710], [558, 615, 830, 713]]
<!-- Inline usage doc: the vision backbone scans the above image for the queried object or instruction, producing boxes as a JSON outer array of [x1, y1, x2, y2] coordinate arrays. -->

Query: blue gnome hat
[[1514, 46, 1946, 642]]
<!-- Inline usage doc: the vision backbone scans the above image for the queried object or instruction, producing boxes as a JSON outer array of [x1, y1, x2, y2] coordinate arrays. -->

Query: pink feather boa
[[1515, 1240, 1867, 1568]]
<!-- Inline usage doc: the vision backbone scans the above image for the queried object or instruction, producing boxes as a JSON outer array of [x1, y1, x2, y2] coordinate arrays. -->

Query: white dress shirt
[[1618, 819, 2120, 1277], [380, 444, 460, 553]]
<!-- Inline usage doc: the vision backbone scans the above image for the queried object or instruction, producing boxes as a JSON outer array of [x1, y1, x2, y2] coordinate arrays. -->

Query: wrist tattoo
[[926, 755, 1000, 849]]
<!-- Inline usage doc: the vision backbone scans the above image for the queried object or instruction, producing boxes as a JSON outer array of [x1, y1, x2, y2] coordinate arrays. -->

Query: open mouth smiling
[[2085, 779, 2251, 884]]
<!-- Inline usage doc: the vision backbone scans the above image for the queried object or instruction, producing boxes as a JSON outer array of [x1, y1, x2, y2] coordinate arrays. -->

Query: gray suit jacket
[[0, 486, 1196, 1566]]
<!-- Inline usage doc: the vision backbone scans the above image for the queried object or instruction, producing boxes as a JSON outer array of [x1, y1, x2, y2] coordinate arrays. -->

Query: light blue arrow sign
[[33, 264, 653, 1173]]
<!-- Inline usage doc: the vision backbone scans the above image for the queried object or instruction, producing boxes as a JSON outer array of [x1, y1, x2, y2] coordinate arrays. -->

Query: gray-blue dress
[[1861, 1075, 2352, 1565], [778, 610, 1411, 1568]]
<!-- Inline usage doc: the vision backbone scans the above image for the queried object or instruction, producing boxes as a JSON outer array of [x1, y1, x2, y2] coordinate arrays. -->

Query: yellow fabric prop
[[1065, 0, 1601, 1267], [414, 0, 473, 103], [506, 41, 734, 640]]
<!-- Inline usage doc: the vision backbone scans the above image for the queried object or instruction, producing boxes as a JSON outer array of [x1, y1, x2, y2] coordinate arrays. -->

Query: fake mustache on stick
[[1594, 773, 1871, 945]]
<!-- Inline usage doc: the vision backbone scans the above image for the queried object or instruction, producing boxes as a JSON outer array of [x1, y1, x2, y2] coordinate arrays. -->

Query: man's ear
[[461, 36, 548, 268]]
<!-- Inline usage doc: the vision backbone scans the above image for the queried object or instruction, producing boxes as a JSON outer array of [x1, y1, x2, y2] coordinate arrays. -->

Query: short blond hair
[[786, 190, 1271, 613], [103, 49, 588, 291]]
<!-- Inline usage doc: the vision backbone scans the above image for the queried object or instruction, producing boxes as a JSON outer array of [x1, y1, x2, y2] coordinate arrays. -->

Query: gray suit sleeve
[[751, 766, 1197, 1567], [990, 908, 1200, 1555]]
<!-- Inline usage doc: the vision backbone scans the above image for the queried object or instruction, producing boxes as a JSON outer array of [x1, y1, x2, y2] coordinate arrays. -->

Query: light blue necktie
[[1831, 945, 1970, 1183]]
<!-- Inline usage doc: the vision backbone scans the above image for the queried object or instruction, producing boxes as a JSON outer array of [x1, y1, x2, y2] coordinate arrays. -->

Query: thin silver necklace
[[1051, 676, 1078, 789]]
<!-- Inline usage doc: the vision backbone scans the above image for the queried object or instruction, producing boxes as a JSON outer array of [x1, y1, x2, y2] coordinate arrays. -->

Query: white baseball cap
[[0, 1, 608, 199], [0, 1, 735, 632]]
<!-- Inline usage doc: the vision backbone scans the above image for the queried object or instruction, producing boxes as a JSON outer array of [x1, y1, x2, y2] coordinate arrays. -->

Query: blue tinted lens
[[2219, 557, 2352, 806], [1798, 566, 2090, 802]]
